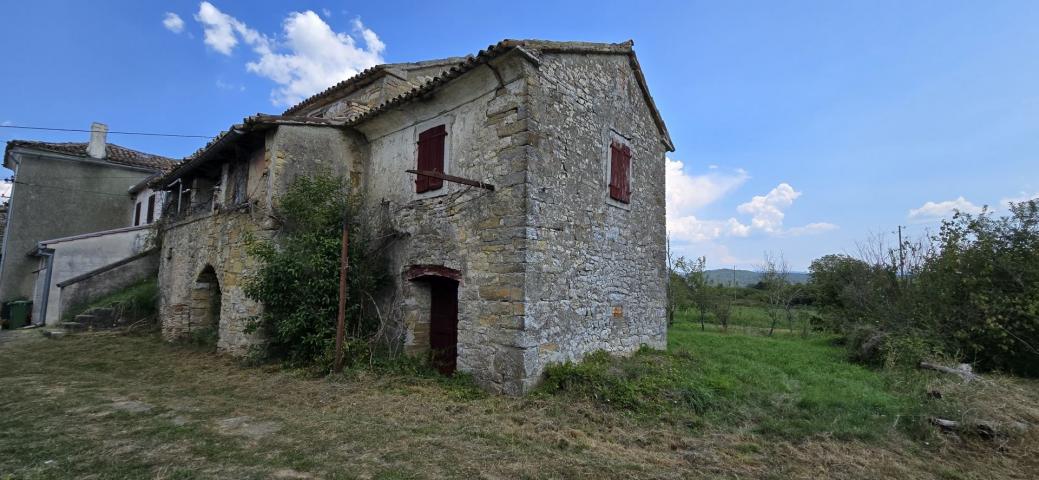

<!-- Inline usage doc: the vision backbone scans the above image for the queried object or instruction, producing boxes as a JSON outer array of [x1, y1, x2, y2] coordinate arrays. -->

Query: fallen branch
[[919, 361, 979, 382], [930, 417, 1030, 439]]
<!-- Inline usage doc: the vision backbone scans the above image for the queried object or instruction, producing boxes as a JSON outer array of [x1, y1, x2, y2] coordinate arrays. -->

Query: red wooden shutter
[[609, 142, 622, 201], [416, 125, 447, 193], [608, 142, 632, 204], [620, 144, 632, 203]]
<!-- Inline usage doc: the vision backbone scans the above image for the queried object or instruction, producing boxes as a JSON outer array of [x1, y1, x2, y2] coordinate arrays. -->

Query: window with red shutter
[[609, 141, 632, 204], [416, 125, 447, 193]]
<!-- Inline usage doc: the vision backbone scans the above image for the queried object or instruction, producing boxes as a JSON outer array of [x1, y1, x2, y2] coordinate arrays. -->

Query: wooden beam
[[406, 170, 495, 191]]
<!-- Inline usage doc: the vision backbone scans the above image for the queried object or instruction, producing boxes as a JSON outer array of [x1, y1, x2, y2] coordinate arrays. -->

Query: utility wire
[[0, 124, 214, 139]]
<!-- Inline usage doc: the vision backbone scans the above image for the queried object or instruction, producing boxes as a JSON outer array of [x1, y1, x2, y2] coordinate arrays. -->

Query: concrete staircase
[[43, 307, 139, 338]]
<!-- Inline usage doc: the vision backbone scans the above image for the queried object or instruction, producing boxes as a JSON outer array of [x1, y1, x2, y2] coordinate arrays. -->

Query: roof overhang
[[157, 115, 346, 187], [343, 39, 675, 152]]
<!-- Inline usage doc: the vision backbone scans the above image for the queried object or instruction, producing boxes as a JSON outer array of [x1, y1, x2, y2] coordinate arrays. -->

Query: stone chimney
[[87, 122, 108, 159]]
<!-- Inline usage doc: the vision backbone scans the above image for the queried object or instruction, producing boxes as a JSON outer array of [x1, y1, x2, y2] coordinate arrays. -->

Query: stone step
[[75, 314, 98, 324], [42, 330, 67, 339], [59, 322, 85, 331]]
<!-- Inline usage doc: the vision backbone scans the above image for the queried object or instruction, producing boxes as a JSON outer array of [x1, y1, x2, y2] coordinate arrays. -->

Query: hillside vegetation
[[704, 268, 810, 286]]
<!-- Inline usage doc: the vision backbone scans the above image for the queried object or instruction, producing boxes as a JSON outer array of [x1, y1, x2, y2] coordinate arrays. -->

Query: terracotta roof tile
[[5, 140, 178, 171]]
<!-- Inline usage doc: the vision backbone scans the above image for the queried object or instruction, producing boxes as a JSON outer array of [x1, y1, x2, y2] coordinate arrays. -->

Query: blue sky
[[2, 1, 1037, 270]]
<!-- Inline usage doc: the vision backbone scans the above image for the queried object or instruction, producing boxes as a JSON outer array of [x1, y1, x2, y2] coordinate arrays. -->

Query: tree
[[709, 284, 732, 332], [759, 252, 797, 336], [685, 256, 710, 330]]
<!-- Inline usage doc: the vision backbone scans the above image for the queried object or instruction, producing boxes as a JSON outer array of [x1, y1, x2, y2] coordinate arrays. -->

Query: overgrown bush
[[810, 201, 1039, 376], [244, 175, 389, 370]]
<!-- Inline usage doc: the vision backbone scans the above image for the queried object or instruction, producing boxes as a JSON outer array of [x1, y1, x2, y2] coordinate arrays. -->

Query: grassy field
[[1, 321, 1037, 479]]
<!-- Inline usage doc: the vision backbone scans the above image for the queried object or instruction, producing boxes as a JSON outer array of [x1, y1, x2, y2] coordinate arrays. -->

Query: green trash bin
[[7, 300, 31, 329]]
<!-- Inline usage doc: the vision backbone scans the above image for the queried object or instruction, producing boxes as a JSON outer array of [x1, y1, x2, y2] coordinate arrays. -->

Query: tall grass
[[62, 279, 158, 323], [541, 315, 934, 441]]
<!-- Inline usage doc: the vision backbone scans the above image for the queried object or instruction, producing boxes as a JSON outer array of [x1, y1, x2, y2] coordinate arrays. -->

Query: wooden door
[[429, 279, 459, 375]]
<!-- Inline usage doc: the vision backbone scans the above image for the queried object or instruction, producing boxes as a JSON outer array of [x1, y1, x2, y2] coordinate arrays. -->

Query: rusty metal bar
[[333, 221, 349, 373], [405, 169, 495, 191]]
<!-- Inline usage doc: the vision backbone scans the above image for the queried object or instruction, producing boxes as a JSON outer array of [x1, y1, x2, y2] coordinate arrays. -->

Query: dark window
[[609, 141, 632, 203], [146, 195, 156, 223], [416, 125, 447, 193], [134, 202, 142, 226]]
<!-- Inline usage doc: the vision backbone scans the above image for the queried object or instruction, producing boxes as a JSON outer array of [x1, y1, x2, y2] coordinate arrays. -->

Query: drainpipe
[[36, 247, 55, 326]]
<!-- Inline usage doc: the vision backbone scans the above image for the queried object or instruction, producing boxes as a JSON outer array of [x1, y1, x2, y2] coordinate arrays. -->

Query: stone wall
[[354, 51, 539, 394], [158, 126, 364, 353], [522, 51, 669, 371], [155, 45, 668, 395], [158, 210, 265, 353]]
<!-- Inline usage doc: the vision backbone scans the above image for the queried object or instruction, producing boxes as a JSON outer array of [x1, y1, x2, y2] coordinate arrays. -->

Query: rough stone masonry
[[155, 39, 674, 394]]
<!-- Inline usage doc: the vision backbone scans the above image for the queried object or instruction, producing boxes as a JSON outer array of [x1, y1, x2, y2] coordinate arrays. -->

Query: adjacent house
[[156, 39, 673, 394], [1, 123, 176, 324]]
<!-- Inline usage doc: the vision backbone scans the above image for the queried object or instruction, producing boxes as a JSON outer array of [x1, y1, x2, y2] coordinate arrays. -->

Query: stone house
[[156, 39, 673, 394], [1, 123, 176, 324]]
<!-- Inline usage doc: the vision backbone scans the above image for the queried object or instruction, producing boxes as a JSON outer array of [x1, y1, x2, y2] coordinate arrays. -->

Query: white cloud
[[908, 196, 984, 220], [665, 162, 835, 242], [193, 3, 385, 106], [783, 222, 839, 237], [669, 215, 750, 242], [1001, 192, 1039, 209], [666, 158, 748, 218], [665, 158, 752, 242], [1, 120, 11, 126], [163, 12, 185, 34], [195, 2, 259, 55], [0, 181, 11, 202], [737, 183, 801, 233]]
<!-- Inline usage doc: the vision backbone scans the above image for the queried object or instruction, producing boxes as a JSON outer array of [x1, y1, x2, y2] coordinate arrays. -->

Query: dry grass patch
[[0, 329, 1037, 479]]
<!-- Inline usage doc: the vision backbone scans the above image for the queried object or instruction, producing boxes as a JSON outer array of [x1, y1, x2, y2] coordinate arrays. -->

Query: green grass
[[542, 320, 930, 440], [668, 323, 929, 439]]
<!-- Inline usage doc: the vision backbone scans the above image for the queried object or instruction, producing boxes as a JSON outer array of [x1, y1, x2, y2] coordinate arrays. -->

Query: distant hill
[[704, 269, 810, 287]]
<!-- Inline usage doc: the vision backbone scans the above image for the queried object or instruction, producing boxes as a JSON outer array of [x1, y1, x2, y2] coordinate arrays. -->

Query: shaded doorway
[[191, 265, 222, 345], [428, 278, 459, 375]]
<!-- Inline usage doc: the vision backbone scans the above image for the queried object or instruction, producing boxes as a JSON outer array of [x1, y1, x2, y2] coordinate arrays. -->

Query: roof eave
[[157, 115, 348, 187]]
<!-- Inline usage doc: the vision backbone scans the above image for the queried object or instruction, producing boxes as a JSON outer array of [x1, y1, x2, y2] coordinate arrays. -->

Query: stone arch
[[190, 264, 222, 336]]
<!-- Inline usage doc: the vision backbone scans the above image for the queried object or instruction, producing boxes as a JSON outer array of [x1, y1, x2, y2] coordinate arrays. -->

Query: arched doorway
[[191, 265, 222, 341]]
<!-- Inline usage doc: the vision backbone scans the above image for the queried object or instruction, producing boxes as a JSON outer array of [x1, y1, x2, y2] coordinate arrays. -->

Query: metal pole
[[333, 221, 349, 373], [897, 225, 905, 279]]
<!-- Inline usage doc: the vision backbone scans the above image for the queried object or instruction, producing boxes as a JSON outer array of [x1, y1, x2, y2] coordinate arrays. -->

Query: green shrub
[[243, 174, 389, 370], [540, 348, 714, 416], [809, 200, 1039, 376]]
